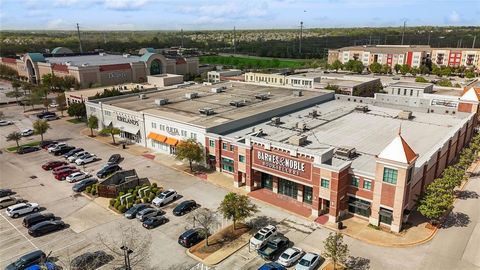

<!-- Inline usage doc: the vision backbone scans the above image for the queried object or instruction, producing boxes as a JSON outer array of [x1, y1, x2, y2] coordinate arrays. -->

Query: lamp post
[[120, 246, 133, 270]]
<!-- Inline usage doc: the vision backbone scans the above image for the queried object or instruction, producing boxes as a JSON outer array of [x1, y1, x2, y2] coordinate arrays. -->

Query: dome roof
[[26, 53, 45, 62], [51, 47, 73, 54]]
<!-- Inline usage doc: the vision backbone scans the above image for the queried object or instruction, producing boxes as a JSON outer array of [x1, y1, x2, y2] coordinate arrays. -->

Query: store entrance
[[261, 173, 273, 190], [278, 178, 298, 199]]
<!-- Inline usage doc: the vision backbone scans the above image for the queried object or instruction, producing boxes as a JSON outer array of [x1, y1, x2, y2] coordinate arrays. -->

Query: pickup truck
[[257, 235, 289, 261]]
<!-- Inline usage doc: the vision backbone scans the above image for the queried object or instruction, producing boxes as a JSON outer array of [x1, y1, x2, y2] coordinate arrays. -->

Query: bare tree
[[98, 224, 152, 269], [189, 208, 219, 247]]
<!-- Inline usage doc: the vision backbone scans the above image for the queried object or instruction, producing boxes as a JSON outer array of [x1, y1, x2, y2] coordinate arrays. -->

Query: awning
[[165, 137, 179, 146], [379, 208, 393, 217], [103, 120, 112, 127], [118, 125, 139, 135], [148, 132, 167, 142]]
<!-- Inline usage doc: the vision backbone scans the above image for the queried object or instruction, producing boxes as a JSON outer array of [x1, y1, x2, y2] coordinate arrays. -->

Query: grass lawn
[[67, 118, 85, 124], [6, 141, 41, 152], [199, 55, 307, 69]]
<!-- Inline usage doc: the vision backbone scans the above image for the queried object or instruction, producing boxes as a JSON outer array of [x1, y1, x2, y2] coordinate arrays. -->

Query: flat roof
[[96, 82, 330, 129], [226, 100, 471, 175], [430, 87, 464, 97], [46, 54, 142, 66], [387, 82, 433, 88]]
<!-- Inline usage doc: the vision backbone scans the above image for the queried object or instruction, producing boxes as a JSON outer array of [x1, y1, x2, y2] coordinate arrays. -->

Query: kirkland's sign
[[253, 149, 312, 181], [116, 115, 139, 126]]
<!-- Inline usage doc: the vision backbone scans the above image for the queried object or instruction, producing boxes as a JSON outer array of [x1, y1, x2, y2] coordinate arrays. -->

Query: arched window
[[150, 59, 162, 75]]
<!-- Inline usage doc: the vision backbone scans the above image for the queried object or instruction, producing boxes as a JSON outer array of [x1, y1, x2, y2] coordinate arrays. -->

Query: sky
[[0, 0, 479, 30]]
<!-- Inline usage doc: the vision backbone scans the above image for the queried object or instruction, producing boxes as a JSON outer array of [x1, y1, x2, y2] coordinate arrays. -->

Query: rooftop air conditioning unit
[[199, 107, 215, 115], [288, 135, 307, 146], [335, 147, 357, 159], [398, 110, 413, 120], [99, 52, 106, 56], [139, 94, 147, 99], [255, 93, 269, 100], [81, 63, 89, 67], [309, 110, 318, 117], [211, 87, 226, 93], [296, 122, 307, 131], [271, 117, 281, 125], [186, 92, 199, 99], [293, 90, 303, 97], [229, 100, 247, 107], [355, 105, 369, 112], [154, 99, 168, 106], [123, 53, 130, 58]]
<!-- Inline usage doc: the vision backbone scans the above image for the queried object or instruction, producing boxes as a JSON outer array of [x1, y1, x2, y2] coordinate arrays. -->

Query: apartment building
[[244, 72, 320, 89]]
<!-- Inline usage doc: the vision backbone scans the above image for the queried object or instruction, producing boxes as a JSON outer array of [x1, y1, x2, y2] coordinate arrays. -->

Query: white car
[[68, 151, 88, 163], [43, 115, 59, 121], [6, 202, 39, 218], [75, 154, 97, 165], [277, 247, 304, 267], [49, 103, 58, 108], [0, 120, 13, 126], [152, 189, 178, 207], [66, 172, 90, 183], [21, 129, 34, 137], [48, 143, 66, 152], [249, 225, 277, 250], [295, 252, 323, 270]]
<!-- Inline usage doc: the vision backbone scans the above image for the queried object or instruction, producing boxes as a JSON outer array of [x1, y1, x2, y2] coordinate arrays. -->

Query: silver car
[[0, 196, 25, 209], [136, 208, 163, 222]]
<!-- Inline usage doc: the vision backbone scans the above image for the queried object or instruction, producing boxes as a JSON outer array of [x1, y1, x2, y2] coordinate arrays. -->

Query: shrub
[[91, 187, 97, 196], [109, 199, 116, 207], [142, 183, 149, 187], [127, 188, 134, 194], [119, 191, 125, 197], [415, 77, 428, 83], [118, 205, 127, 213], [135, 199, 142, 204], [437, 79, 452, 87], [127, 202, 133, 209], [85, 186, 92, 193], [156, 189, 162, 195], [114, 201, 121, 209], [151, 183, 158, 188]]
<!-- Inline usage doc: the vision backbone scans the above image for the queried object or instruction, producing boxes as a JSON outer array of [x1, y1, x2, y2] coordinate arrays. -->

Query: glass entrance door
[[303, 186, 313, 204], [278, 178, 298, 199], [261, 173, 273, 190]]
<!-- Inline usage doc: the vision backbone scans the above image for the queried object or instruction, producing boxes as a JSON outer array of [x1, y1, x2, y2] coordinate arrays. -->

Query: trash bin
[[338, 221, 343, 230], [122, 144, 126, 149]]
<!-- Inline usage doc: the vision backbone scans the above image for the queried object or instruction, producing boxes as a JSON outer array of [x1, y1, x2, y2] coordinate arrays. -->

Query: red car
[[55, 169, 79, 180], [42, 161, 67, 170], [52, 165, 76, 173]]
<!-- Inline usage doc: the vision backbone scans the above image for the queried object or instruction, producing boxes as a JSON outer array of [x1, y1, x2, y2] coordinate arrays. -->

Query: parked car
[[52, 145, 75, 156], [152, 189, 178, 207], [36, 111, 56, 119], [142, 216, 168, 229], [42, 115, 59, 121], [277, 247, 303, 267], [107, 153, 122, 164], [42, 160, 67, 170], [258, 262, 286, 270], [136, 208, 164, 222], [178, 228, 206, 248], [24, 262, 57, 270], [66, 172, 90, 183], [55, 169, 80, 180], [63, 148, 84, 158], [52, 165, 76, 173], [23, 212, 56, 228], [28, 220, 65, 237], [21, 129, 34, 136], [124, 203, 151, 219], [173, 200, 197, 216], [96, 164, 122, 178], [6, 202, 40, 218], [0, 188, 14, 197], [48, 143, 66, 153], [75, 153, 97, 165], [295, 252, 323, 270], [17, 146, 40, 154], [41, 141, 57, 149], [0, 120, 13, 126], [70, 251, 114, 270], [4, 250, 46, 270], [68, 151, 88, 163], [0, 196, 26, 209], [257, 235, 290, 261], [72, 178, 98, 192], [250, 225, 278, 250]]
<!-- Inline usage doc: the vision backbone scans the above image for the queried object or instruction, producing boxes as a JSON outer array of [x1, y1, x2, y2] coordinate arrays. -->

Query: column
[[297, 184, 303, 203], [272, 177, 278, 193], [234, 172, 242, 188]]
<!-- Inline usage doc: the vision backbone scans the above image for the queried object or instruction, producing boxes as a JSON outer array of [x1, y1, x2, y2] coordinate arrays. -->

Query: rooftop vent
[[355, 105, 369, 113], [229, 100, 247, 107], [99, 52, 106, 56], [334, 147, 357, 159], [154, 98, 168, 106], [81, 63, 89, 67], [139, 94, 147, 99], [255, 93, 270, 100], [293, 90, 303, 97], [211, 86, 226, 93], [309, 110, 319, 117], [186, 92, 199, 99], [288, 135, 307, 146], [123, 53, 130, 58], [271, 117, 281, 125], [296, 122, 308, 131], [398, 110, 413, 120], [199, 107, 215, 115]]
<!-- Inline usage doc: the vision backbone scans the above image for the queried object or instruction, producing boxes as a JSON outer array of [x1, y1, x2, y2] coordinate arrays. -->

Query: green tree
[[419, 65, 430, 75], [465, 69, 476, 79], [400, 64, 411, 75], [11, 80, 22, 104], [381, 64, 391, 74], [189, 208, 219, 247], [322, 232, 349, 270], [87, 115, 99, 137], [218, 192, 258, 230], [441, 66, 452, 77], [174, 138, 204, 172], [437, 79, 452, 87], [369, 62, 382, 74], [331, 60, 343, 72], [55, 93, 67, 116], [440, 166, 464, 190], [100, 126, 121, 144], [411, 67, 419, 76], [415, 77, 429, 83], [33, 119, 50, 142], [67, 102, 86, 119], [344, 60, 364, 73], [394, 64, 402, 74], [417, 179, 454, 224], [6, 131, 22, 148], [26, 90, 43, 110]]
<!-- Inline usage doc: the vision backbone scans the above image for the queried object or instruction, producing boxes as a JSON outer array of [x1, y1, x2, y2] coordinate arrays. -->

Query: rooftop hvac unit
[[296, 122, 307, 131], [309, 110, 319, 117], [355, 105, 369, 112], [81, 63, 89, 67], [186, 92, 199, 99], [271, 117, 281, 125], [229, 100, 247, 107], [293, 90, 303, 97], [255, 93, 269, 100], [334, 147, 357, 159], [288, 135, 307, 146], [99, 52, 106, 56], [199, 107, 215, 115], [123, 53, 130, 58], [211, 86, 226, 93], [398, 110, 413, 120], [154, 99, 168, 106], [139, 94, 147, 99]]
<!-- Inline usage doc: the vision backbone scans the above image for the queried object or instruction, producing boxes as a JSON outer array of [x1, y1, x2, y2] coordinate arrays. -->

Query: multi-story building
[[431, 48, 480, 69], [207, 69, 243, 83], [385, 82, 434, 97], [244, 72, 321, 89]]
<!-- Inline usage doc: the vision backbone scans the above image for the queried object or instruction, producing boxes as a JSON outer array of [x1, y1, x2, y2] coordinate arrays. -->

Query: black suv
[[96, 164, 122, 178], [5, 250, 46, 270], [36, 111, 56, 119], [23, 212, 56, 228], [52, 145, 75, 156], [17, 146, 40, 154], [173, 200, 197, 216], [178, 228, 206, 248]]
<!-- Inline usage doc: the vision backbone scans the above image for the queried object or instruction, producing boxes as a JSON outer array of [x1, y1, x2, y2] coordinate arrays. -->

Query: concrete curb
[[186, 241, 250, 266]]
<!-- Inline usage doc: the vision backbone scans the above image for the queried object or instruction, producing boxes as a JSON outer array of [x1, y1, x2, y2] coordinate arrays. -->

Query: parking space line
[[0, 213, 37, 249]]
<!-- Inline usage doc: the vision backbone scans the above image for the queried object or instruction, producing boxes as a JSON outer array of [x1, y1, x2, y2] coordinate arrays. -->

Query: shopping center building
[[85, 81, 479, 232]]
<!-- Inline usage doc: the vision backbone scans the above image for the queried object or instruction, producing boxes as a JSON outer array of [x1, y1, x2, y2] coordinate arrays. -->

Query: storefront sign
[[166, 126, 179, 136], [108, 72, 127, 79], [253, 148, 312, 181], [116, 115, 139, 126]]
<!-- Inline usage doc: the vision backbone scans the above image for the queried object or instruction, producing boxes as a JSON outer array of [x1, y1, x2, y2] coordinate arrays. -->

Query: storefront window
[[221, 157, 234, 173], [181, 130, 187, 137], [383, 168, 398, 184], [321, 178, 329, 188], [303, 186, 313, 204], [379, 208, 393, 225], [348, 196, 371, 218], [261, 173, 273, 190], [278, 178, 298, 199]]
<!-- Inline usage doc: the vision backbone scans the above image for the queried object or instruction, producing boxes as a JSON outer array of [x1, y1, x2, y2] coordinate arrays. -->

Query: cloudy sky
[[0, 0, 478, 30]]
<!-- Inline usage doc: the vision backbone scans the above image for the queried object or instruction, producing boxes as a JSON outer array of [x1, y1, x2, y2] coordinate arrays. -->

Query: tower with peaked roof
[[458, 87, 480, 115], [371, 131, 418, 232]]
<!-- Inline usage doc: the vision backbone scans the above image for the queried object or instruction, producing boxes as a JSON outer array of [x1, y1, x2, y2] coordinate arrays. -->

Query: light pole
[[120, 246, 133, 270]]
